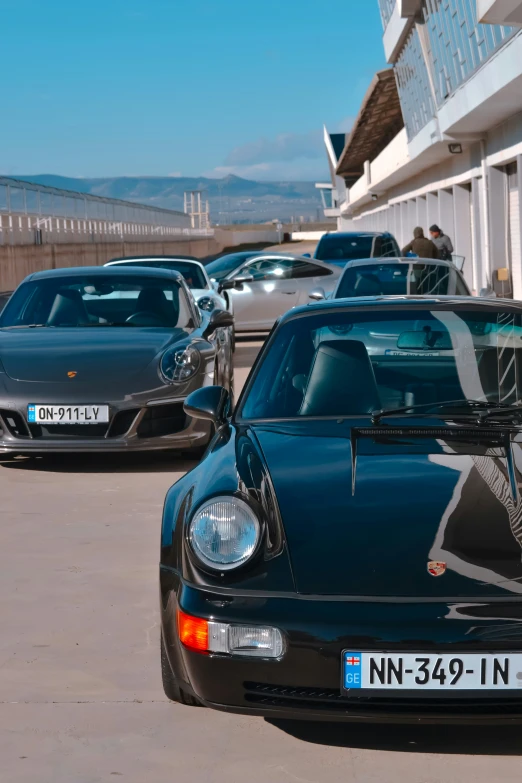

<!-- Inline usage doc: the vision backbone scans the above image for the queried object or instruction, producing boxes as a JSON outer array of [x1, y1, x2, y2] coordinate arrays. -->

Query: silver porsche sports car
[[0, 266, 234, 454]]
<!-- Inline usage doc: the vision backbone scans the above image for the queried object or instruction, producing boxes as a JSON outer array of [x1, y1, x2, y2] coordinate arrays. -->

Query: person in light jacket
[[401, 227, 439, 259], [429, 224, 454, 262]]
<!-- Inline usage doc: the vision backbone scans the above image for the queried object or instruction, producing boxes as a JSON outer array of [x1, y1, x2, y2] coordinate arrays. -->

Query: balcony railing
[[378, 0, 396, 28]]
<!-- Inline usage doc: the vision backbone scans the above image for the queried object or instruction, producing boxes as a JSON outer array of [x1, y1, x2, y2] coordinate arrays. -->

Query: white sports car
[[105, 256, 232, 317]]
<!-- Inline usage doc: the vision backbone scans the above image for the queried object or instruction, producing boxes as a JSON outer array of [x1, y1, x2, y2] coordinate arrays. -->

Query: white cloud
[[203, 158, 328, 182], [224, 130, 323, 166]]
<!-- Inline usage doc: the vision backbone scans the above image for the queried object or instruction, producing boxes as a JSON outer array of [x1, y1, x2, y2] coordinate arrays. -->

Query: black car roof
[[319, 231, 392, 239], [27, 266, 184, 282], [279, 295, 522, 326], [107, 255, 198, 262]]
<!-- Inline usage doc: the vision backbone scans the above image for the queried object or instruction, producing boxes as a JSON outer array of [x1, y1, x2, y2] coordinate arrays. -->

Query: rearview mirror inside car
[[397, 329, 453, 351]]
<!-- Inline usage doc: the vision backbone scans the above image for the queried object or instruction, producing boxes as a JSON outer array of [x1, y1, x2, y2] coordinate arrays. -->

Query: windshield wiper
[[2, 323, 52, 329], [371, 399, 521, 424]]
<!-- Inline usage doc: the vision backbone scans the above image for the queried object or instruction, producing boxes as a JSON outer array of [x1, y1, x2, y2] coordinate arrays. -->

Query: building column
[[417, 196, 428, 233], [400, 201, 409, 247], [438, 188, 455, 245], [453, 183, 473, 289], [427, 192, 439, 232], [471, 177, 483, 293], [488, 164, 508, 293]]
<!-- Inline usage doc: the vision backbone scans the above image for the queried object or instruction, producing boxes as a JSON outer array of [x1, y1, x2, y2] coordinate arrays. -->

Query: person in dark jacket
[[402, 227, 439, 259], [429, 224, 454, 262]]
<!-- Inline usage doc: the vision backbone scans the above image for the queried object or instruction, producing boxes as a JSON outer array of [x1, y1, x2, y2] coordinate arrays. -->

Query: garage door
[[508, 163, 521, 300]]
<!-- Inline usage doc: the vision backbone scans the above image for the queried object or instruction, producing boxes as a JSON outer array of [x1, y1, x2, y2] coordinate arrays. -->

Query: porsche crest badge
[[67, 371, 78, 379], [427, 561, 447, 577]]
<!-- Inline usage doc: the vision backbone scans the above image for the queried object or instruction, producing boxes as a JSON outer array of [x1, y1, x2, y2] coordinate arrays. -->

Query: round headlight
[[160, 344, 201, 384], [198, 296, 215, 313], [189, 497, 260, 571]]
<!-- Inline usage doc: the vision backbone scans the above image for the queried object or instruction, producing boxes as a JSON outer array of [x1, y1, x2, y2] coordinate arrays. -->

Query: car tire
[[161, 634, 200, 706]]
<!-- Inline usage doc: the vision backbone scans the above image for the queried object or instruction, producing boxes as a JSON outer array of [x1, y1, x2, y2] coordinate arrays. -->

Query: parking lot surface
[[1, 338, 522, 783]]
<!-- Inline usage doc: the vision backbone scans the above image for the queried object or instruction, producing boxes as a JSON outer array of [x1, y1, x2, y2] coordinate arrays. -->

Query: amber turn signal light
[[177, 609, 209, 653]]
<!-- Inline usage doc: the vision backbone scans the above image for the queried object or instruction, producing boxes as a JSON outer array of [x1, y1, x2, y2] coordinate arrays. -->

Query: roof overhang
[[336, 69, 404, 186]]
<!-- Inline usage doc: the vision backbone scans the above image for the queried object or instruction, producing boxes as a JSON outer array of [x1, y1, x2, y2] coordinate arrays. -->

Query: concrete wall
[[0, 237, 222, 291]]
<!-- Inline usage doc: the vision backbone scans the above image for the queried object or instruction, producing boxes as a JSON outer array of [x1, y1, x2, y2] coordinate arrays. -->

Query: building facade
[[333, 0, 522, 296]]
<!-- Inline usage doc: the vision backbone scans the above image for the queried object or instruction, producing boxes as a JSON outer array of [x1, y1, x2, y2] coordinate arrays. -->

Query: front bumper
[[161, 574, 522, 724], [0, 402, 211, 453]]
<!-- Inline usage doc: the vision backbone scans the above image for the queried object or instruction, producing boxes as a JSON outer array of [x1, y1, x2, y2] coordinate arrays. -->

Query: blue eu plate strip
[[344, 651, 362, 689], [27, 405, 36, 423]]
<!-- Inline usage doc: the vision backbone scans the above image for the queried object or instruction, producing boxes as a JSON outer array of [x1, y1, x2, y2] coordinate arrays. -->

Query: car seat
[[299, 340, 381, 416], [135, 288, 178, 325], [47, 289, 92, 326]]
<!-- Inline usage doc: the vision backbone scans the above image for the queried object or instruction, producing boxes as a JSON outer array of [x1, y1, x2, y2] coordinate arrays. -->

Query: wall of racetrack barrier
[[0, 237, 223, 290]]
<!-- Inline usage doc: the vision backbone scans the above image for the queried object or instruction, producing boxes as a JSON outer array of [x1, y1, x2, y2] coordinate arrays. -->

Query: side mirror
[[184, 385, 231, 426], [309, 288, 326, 301], [479, 287, 496, 298], [302, 253, 311, 258], [218, 275, 253, 293], [203, 308, 234, 338]]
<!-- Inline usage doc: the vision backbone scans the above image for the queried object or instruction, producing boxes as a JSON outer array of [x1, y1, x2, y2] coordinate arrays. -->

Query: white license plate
[[28, 405, 110, 425], [343, 651, 522, 691]]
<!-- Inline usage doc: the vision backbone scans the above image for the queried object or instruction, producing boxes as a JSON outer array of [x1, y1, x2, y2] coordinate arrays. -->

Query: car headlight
[[198, 296, 215, 312], [159, 344, 201, 384], [189, 497, 260, 571]]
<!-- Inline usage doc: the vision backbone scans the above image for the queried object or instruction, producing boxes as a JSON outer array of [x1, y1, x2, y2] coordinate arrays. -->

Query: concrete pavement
[[1, 338, 522, 782]]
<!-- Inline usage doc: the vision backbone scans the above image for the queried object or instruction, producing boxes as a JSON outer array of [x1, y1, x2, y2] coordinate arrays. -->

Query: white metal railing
[[0, 176, 214, 246]]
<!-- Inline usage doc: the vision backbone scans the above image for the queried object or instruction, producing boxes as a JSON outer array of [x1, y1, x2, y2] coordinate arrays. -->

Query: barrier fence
[[0, 176, 213, 245]]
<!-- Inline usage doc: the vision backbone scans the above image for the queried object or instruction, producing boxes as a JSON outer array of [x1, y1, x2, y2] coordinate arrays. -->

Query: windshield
[[111, 260, 207, 289], [0, 275, 193, 329], [206, 252, 260, 280], [240, 307, 522, 420], [335, 263, 469, 298], [315, 235, 375, 265]]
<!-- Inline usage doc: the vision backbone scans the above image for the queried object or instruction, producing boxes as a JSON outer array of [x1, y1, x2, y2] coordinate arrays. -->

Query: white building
[[331, 0, 522, 296]]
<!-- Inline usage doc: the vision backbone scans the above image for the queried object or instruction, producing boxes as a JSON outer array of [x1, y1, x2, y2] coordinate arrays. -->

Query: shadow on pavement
[[267, 719, 522, 755], [0, 452, 198, 474]]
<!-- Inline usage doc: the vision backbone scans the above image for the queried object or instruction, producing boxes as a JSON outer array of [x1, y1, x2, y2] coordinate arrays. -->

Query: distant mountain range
[[13, 174, 325, 224]]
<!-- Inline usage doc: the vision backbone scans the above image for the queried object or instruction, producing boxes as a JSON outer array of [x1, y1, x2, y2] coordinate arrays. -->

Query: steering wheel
[[125, 311, 167, 327]]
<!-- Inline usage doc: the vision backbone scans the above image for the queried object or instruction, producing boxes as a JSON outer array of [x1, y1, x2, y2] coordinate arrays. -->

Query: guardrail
[[0, 176, 213, 245]]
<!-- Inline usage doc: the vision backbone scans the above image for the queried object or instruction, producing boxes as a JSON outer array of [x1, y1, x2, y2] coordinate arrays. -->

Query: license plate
[[343, 651, 522, 691], [28, 405, 110, 425]]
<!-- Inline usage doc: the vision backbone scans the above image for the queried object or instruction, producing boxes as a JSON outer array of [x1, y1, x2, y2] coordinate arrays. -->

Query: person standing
[[429, 224, 454, 262], [401, 227, 439, 259]]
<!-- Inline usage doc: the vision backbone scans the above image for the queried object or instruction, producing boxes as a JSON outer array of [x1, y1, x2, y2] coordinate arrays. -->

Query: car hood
[[252, 420, 522, 597], [0, 327, 186, 382]]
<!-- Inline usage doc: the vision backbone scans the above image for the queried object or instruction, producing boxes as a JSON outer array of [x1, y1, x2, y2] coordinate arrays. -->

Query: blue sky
[[1, 0, 385, 181]]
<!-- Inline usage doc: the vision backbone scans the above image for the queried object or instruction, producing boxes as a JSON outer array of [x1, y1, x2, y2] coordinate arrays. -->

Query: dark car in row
[[161, 293, 522, 722]]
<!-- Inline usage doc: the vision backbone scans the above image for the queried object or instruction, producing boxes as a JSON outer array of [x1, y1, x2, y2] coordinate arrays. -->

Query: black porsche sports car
[[0, 266, 234, 454], [160, 294, 522, 723]]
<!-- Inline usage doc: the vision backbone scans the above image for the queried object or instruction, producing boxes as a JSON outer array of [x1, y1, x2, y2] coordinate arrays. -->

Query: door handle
[[281, 291, 296, 295]]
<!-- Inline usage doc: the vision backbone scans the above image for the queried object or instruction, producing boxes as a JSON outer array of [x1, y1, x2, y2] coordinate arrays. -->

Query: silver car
[[309, 257, 471, 301], [218, 253, 341, 331]]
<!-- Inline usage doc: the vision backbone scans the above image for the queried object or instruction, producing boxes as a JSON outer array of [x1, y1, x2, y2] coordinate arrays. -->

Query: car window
[[206, 252, 260, 280], [235, 258, 332, 282], [0, 275, 194, 329], [315, 235, 375, 264], [111, 261, 207, 290], [240, 307, 521, 420], [335, 263, 470, 298]]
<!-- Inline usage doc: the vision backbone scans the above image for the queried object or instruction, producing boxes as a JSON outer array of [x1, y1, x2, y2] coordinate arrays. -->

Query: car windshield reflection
[[0, 275, 193, 329], [240, 307, 522, 420]]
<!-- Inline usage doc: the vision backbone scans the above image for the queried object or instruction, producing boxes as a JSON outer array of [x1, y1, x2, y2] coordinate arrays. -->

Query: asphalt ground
[[1, 337, 522, 782]]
